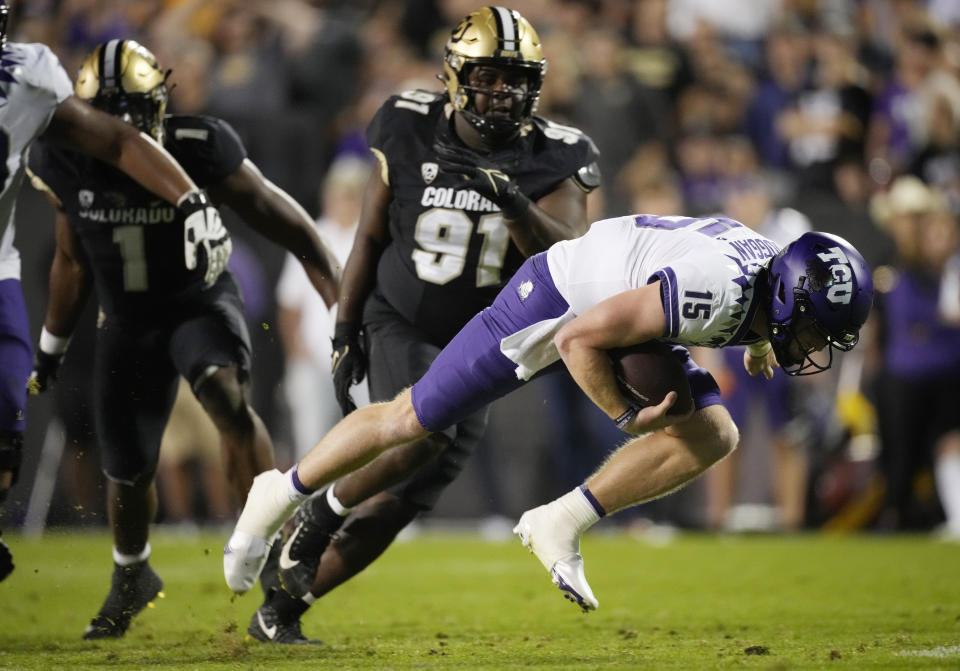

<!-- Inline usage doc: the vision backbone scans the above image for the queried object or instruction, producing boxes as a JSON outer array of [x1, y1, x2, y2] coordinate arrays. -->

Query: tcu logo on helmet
[[816, 246, 853, 305]]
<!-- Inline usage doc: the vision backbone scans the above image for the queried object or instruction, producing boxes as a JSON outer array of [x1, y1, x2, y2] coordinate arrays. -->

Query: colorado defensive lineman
[[226, 216, 873, 614], [0, 2, 224, 583], [27, 39, 339, 640], [240, 6, 599, 643]]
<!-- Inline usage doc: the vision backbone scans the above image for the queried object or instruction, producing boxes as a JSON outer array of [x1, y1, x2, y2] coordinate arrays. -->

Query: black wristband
[[333, 322, 360, 344], [614, 405, 640, 430]]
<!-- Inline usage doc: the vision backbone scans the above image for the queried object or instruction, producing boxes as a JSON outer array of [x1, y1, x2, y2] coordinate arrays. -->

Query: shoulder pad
[[573, 161, 601, 192]]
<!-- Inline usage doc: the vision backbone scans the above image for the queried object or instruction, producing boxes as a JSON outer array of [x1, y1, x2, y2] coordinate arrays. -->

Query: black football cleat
[[82, 561, 164, 639], [278, 495, 340, 598], [248, 601, 322, 645], [259, 539, 282, 596]]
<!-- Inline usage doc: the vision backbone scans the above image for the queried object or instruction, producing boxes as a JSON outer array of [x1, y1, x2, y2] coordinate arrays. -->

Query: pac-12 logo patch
[[79, 189, 94, 208], [421, 162, 438, 184], [518, 279, 534, 301]]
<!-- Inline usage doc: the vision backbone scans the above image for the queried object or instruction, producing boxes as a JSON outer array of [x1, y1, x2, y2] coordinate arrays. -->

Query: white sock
[[113, 542, 150, 566], [302, 592, 318, 605], [935, 451, 960, 532], [555, 487, 601, 537], [284, 466, 311, 504], [327, 483, 352, 516]]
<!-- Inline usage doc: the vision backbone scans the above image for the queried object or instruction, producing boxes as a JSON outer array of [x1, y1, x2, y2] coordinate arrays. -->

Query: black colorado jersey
[[367, 90, 599, 345], [28, 115, 245, 316]]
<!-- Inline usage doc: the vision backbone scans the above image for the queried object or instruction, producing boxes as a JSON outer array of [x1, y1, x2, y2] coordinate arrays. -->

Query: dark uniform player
[[27, 40, 337, 640], [242, 6, 599, 643]]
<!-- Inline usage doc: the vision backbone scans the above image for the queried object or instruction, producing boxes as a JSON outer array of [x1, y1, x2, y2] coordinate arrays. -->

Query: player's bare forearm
[[45, 248, 91, 338], [46, 96, 196, 205], [337, 173, 392, 325], [44, 215, 92, 337], [215, 159, 339, 306], [505, 178, 588, 255]]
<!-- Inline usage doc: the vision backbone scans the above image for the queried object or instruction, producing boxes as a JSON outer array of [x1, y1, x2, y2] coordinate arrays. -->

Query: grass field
[[0, 529, 957, 670]]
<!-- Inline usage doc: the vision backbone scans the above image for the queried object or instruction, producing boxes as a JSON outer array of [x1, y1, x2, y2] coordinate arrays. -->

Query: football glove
[[27, 349, 64, 395], [180, 189, 232, 288], [434, 141, 531, 219], [331, 322, 365, 416], [0, 530, 12, 582]]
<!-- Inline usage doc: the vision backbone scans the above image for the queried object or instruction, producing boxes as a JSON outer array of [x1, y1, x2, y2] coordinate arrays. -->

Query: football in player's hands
[[609, 341, 693, 416]]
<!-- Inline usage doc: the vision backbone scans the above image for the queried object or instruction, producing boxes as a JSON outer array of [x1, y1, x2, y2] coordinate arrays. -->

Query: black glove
[[434, 141, 531, 219], [27, 349, 64, 395], [0, 530, 12, 583], [331, 322, 366, 416]]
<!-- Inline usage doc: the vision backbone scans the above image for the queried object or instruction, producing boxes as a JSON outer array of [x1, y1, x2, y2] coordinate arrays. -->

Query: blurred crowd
[[8, 0, 960, 537]]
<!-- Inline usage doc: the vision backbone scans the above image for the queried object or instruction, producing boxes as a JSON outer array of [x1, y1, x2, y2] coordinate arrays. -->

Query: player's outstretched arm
[[505, 176, 589, 254], [326, 167, 392, 415], [209, 158, 339, 307], [435, 142, 590, 255], [28, 207, 93, 394], [43, 96, 198, 205]]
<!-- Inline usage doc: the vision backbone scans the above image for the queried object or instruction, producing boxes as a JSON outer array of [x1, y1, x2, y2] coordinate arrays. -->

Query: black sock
[[270, 587, 312, 623], [309, 489, 348, 533]]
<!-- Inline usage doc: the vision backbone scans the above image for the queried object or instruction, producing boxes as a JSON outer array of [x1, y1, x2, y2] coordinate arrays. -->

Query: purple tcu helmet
[[765, 231, 873, 375]]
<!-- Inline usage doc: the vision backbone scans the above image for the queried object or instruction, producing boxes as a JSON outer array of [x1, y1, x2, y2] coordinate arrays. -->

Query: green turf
[[0, 529, 957, 669]]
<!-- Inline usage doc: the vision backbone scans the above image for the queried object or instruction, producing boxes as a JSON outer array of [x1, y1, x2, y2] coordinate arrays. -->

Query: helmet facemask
[[76, 40, 169, 143], [443, 7, 546, 147]]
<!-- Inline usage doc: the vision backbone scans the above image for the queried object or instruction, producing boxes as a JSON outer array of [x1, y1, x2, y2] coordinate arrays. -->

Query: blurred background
[[6, 0, 960, 541]]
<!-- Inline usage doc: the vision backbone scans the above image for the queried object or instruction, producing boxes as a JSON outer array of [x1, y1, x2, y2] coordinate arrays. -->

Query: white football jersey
[[0, 42, 73, 280], [547, 214, 782, 347]]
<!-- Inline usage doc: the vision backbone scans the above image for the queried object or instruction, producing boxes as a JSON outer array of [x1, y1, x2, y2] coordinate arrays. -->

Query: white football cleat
[[223, 469, 301, 594], [223, 530, 275, 594], [513, 504, 599, 612]]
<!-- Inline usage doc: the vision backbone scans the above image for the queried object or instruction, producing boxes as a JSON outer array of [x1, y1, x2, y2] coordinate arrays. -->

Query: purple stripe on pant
[[0, 279, 32, 433], [410, 254, 723, 433]]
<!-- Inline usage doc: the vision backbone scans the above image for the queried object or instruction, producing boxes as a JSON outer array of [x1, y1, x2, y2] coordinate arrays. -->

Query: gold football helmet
[[442, 6, 546, 145], [76, 39, 169, 142]]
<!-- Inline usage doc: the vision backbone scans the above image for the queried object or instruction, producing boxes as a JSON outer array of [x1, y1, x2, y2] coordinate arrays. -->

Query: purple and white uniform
[[0, 43, 72, 433], [411, 214, 781, 432]]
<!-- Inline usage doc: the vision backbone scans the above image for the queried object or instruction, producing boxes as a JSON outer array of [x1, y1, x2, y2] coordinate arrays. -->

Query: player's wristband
[[747, 341, 772, 358], [614, 404, 639, 430], [39, 326, 71, 356]]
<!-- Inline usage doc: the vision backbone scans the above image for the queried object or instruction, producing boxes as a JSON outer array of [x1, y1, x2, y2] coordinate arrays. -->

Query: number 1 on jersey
[[113, 225, 149, 292]]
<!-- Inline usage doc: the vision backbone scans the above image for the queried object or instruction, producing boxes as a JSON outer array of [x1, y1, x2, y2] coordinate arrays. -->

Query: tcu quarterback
[[228, 216, 873, 615]]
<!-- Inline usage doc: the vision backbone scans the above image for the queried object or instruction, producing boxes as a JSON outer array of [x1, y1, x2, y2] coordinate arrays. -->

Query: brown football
[[609, 341, 694, 416]]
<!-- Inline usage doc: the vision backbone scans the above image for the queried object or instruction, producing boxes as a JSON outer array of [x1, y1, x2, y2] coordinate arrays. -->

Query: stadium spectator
[[0, 6, 225, 583], [242, 7, 600, 644], [276, 155, 371, 460], [871, 176, 960, 536], [26, 39, 338, 638]]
